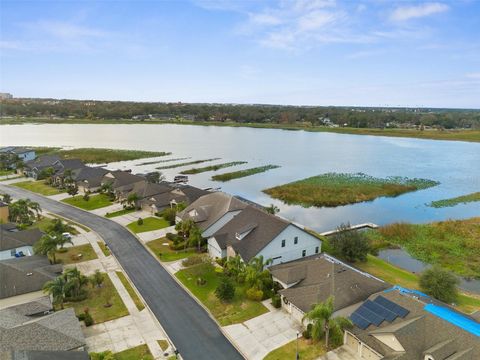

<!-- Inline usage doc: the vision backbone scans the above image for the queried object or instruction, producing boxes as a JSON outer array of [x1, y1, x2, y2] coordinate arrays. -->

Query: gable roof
[[0, 255, 62, 299], [24, 155, 61, 171], [349, 289, 480, 360], [0, 228, 44, 251], [212, 205, 291, 262], [270, 254, 389, 313], [0, 306, 85, 352], [102, 171, 145, 189], [129, 181, 172, 199], [178, 192, 247, 231], [2, 296, 52, 316]]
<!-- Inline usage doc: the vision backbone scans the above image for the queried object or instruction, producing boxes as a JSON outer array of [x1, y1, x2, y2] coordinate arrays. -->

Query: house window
[[315, 246, 319, 254], [302, 250, 306, 257], [281, 239, 286, 248], [294, 236, 298, 244]]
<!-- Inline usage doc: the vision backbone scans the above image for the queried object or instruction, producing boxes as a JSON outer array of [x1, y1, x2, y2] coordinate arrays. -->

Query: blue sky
[[1, 0, 479, 108]]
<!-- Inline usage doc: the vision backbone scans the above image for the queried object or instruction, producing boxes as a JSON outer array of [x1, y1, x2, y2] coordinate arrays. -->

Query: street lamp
[[296, 331, 300, 360]]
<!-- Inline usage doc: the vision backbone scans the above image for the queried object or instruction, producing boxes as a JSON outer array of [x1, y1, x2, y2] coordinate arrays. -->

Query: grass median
[[116, 271, 145, 311]]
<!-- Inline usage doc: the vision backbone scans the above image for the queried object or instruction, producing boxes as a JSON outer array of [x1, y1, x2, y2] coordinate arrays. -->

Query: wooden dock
[[320, 222, 379, 237]]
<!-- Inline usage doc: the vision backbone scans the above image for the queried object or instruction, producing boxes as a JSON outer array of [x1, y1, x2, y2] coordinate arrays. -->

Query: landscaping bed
[[62, 193, 113, 210], [55, 244, 98, 264], [63, 273, 128, 324], [147, 238, 196, 262], [211, 164, 280, 182], [127, 216, 170, 233], [175, 262, 268, 326], [13, 180, 64, 196], [264, 172, 439, 207]]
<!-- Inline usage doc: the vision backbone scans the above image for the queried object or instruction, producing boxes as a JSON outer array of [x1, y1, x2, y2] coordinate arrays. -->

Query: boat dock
[[320, 222, 379, 237]]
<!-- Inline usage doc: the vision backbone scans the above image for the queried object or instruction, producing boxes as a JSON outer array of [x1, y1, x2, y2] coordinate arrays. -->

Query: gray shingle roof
[[1, 296, 52, 317], [24, 155, 61, 171], [9, 350, 90, 360], [213, 205, 290, 262], [271, 254, 389, 313], [0, 228, 44, 251], [102, 171, 145, 189]]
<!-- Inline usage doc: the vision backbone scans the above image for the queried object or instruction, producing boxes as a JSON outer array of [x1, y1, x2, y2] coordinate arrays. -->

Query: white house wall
[[207, 237, 226, 259], [202, 210, 242, 238], [257, 225, 321, 265]]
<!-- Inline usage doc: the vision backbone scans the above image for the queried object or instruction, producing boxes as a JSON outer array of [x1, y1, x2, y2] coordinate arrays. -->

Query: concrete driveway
[[223, 302, 301, 360], [0, 184, 243, 360]]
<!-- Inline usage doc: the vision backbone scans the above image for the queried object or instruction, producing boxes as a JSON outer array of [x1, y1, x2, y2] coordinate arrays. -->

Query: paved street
[[0, 184, 244, 360]]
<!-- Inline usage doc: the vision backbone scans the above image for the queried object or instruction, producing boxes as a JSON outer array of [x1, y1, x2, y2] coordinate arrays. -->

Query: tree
[[188, 226, 204, 252], [125, 193, 139, 209], [1, 193, 12, 204], [67, 185, 79, 197], [303, 296, 352, 349], [43, 276, 66, 309], [420, 266, 459, 303], [47, 218, 74, 236], [245, 256, 273, 293], [63, 169, 74, 188], [38, 167, 55, 182], [265, 204, 280, 215], [175, 219, 195, 246], [91, 269, 104, 288], [330, 223, 370, 262], [225, 255, 246, 281], [145, 171, 165, 183], [100, 182, 114, 198], [215, 276, 235, 302], [63, 267, 89, 298], [34, 233, 59, 264], [8, 198, 42, 225]]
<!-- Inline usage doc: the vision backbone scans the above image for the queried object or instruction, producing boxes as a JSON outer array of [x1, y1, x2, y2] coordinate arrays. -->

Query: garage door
[[345, 332, 359, 352], [362, 345, 381, 360]]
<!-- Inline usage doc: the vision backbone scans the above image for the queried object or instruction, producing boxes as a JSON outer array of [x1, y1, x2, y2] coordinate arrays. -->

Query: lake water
[[1, 123, 479, 233]]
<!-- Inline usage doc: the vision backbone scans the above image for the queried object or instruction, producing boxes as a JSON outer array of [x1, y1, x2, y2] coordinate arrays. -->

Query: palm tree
[[63, 168, 74, 188], [34, 233, 59, 264], [126, 193, 139, 209], [245, 256, 272, 290], [176, 219, 195, 248], [303, 296, 352, 349], [64, 267, 89, 298], [225, 255, 245, 281], [265, 204, 280, 215], [43, 276, 66, 309], [8, 198, 41, 225]]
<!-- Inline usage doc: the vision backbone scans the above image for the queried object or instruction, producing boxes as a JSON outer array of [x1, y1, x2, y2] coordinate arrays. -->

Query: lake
[[1, 123, 479, 233]]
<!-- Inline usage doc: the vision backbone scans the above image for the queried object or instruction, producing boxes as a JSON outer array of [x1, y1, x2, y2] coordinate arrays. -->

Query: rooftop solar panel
[[356, 305, 384, 326], [374, 295, 409, 318], [350, 312, 370, 330], [364, 300, 397, 322]]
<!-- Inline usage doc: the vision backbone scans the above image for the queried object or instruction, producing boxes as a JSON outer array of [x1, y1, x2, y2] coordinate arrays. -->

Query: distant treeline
[[1, 98, 479, 129]]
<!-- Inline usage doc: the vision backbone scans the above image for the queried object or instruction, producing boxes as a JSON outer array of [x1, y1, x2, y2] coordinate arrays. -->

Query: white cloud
[[298, 11, 337, 31], [34, 21, 108, 39], [390, 2, 449, 22], [466, 72, 480, 79]]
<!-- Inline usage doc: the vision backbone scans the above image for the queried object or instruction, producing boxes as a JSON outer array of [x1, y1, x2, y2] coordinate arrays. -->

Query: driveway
[[0, 184, 243, 360], [223, 302, 301, 360]]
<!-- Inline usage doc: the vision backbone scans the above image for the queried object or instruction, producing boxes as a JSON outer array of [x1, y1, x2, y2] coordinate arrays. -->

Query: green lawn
[[264, 338, 326, 360], [0, 169, 15, 176], [116, 271, 145, 311], [355, 255, 480, 314], [157, 340, 169, 352], [62, 193, 113, 210], [114, 344, 153, 360], [429, 191, 480, 208], [28, 216, 79, 235], [176, 263, 268, 326], [106, 208, 135, 218], [264, 173, 438, 207], [55, 244, 98, 264], [127, 217, 170, 233], [63, 273, 128, 324], [14, 180, 64, 196], [47, 213, 91, 232], [98, 241, 111, 256], [147, 238, 196, 262]]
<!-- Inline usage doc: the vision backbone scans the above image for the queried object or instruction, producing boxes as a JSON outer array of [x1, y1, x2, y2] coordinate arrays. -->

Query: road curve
[[0, 184, 244, 360]]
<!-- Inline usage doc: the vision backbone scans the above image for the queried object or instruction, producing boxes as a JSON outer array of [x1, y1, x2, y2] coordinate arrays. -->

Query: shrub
[[330, 223, 370, 262], [246, 287, 263, 301], [166, 232, 177, 241], [162, 207, 177, 225], [137, 217, 143, 225], [420, 266, 459, 303], [215, 258, 226, 267], [83, 193, 90, 201], [77, 313, 86, 321], [215, 276, 235, 302], [90, 351, 114, 360], [169, 241, 186, 251], [271, 294, 281, 308], [84, 312, 94, 326], [303, 323, 312, 339]]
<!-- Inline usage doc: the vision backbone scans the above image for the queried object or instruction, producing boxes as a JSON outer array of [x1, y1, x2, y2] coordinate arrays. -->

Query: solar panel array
[[350, 295, 410, 330]]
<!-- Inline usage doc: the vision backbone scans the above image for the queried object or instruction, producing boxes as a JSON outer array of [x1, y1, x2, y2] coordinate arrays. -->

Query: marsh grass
[[180, 161, 247, 174], [156, 158, 220, 170], [429, 192, 480, 208], [211, 164, 280, 182]]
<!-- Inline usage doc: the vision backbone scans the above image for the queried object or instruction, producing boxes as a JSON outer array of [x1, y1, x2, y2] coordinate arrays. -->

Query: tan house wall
[[0, 205, 9, 223]]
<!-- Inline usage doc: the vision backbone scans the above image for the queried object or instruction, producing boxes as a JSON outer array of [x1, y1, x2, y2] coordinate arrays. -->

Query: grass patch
[[127, 217, 170, 233], [137, 157, 190, 166], [157, 340, 169, 351], [156, 158, 220, 170], [176, 263, 268, 326], [367, 218, 480, 279], [114, 344, 153, 360], [264, 338, 326, 360], [180, 161, 247, 174], [355, 255, 480, 314], [106, 208, 135, 218], [62, 193, 113, 210], [212, 165, 280, 182], [13, 180, 64, 196], [34, 147, 170, 164], [116, 271, 145, 311], [98, 241, 111, 256], [264, 172, 439, 207], [28, 216, 79, 235], [429, 191, 480, 208], [55, 244, 98, 264], [147, 238, 196, 262], [63, 273, 128, 324], [47, 213, 90, 232], [0, 169, 15, 176]]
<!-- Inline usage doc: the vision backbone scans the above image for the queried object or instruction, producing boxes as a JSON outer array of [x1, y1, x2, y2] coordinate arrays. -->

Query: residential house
[[209, 205, 322, 265], [126, 181, 173, 208], [101, 171, 146, 199], [50, 159, 85, 187], [0, 228, 43, 261], [72, 166, 109, 193], [5, 351, 90, 360], [0, 297, 86, 353], [141, 184, 209, 214], [23, 155, 61, 179], [0, 255, 62, 299], [343, 287, 480, 359], [177, 192, 247, 238], [0, 147, 35, 169], [0, 201, 9, 223], [269, 254, 390, 323]]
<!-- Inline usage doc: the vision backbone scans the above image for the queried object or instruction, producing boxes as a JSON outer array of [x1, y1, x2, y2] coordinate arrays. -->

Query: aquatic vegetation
[[180, 161, 247, 174], [211, 165, 280, 182], [429, 192, 480, 208], [156, 158, 220, 170]]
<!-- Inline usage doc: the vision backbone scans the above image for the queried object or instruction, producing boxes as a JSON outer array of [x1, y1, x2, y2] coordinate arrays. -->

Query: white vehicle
[[62, 232, 72, 239]]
